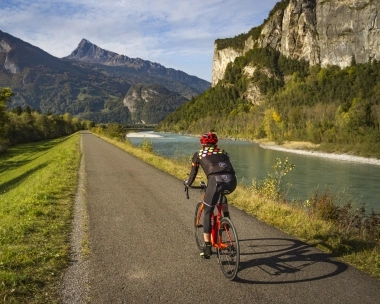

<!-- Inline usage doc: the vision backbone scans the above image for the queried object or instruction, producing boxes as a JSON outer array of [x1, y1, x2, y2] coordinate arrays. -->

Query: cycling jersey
[[187, 145, 235, 186]]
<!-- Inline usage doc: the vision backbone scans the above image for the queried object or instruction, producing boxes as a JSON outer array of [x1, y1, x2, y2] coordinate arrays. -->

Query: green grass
[[0, 133, 81, 303]]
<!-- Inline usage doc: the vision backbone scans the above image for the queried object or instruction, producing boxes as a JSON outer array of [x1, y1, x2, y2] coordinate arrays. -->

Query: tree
[[0, 88, 14, 153]]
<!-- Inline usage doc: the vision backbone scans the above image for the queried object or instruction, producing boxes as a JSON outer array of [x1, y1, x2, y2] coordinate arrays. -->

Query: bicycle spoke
[[217, 217, 240, 280]]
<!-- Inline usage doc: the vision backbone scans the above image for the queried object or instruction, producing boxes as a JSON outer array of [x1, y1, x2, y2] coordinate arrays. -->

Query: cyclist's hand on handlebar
[[184, 180, 189, 199]]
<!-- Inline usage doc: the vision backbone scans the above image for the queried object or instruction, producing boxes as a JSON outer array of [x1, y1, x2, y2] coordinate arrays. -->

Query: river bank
[[258, 140, 380, 166], [128, 131, 380, 166]]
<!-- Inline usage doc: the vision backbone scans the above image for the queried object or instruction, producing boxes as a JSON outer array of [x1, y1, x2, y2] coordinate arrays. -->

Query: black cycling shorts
[[203, 174, 237, 207]]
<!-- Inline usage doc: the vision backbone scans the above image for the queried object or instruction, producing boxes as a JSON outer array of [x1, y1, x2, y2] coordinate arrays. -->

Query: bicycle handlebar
[[184, 181, 206, 199]]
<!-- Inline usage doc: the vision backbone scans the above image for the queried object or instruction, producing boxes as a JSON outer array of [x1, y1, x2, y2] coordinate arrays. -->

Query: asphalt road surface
[[72, 132, 379, 303]]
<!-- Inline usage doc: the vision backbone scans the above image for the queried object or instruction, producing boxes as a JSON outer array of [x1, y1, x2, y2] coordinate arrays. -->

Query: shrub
[[139, 137, 153, 152], [0, 138, 10, 153], [252, 157, 295, 201]]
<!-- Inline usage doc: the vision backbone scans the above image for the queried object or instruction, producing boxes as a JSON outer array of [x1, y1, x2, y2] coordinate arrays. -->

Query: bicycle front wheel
[[194, 202, 205, 251], [217, 217, 240, 280]]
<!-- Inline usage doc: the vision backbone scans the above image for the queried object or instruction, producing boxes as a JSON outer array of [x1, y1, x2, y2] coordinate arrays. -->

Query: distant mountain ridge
[[64, 39, 209, 96], [0, 30, 210, 124], [65, 38, 166, 69]]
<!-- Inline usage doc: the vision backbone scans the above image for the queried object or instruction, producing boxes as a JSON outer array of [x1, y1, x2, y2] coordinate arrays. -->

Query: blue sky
[[0, 0, 279, 81]]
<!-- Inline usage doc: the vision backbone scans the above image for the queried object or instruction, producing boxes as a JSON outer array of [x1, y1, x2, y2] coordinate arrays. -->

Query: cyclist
[[185, 132, 237, 259]]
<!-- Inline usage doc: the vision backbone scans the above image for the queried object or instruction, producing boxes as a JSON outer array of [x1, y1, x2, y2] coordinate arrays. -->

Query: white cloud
[[0, 0, 279, 81]]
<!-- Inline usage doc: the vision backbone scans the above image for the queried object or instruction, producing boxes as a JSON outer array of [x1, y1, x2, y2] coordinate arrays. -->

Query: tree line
[[0, 87, 94, 153]]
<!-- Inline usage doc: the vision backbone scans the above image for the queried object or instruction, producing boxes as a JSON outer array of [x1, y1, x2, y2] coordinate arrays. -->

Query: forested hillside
[[157, 46, 380, 158], [0, 88, 90, 153]]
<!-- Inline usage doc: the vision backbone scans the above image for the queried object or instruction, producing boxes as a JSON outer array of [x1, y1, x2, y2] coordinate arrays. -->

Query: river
[[127, 131, 380, 212]]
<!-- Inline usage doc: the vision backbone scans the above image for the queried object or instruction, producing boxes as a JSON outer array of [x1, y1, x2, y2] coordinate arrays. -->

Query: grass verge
[[96, 133, 380, 280], [0, 133, 81, 303]]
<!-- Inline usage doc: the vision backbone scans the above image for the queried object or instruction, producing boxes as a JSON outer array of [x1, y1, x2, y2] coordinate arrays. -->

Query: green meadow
[[0, 133, 81, 303]]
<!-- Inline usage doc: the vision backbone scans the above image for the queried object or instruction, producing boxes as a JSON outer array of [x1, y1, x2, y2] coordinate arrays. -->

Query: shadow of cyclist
[[234, 238, 348, 284]]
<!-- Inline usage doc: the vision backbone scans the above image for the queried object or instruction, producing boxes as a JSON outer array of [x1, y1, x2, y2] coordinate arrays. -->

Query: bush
[[139, 137, 153, 153], [0, 138, 10, 154], [304, 190, 380, 242], [252, 157, 295, 201]]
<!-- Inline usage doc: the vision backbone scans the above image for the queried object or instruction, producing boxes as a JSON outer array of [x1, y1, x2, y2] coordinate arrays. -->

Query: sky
[[0, 0, 279, 82]]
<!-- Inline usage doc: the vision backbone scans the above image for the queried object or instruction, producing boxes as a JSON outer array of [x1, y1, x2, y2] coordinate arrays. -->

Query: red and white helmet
[[200, 132, 218, 146]]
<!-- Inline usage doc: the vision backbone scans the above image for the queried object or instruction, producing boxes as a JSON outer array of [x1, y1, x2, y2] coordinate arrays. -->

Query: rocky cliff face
[[123, 84, 187, 124], [212, 0, 380, 86], [0, 40, 20, 73]]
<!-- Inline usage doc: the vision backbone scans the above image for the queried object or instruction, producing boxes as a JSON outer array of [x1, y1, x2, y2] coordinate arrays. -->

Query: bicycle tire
[[217, 217, 240, 280], [194, 202, 205, 251]]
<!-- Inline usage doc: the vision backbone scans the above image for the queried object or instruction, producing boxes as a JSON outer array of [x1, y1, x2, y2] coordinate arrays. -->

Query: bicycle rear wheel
[[217, 217, 240, 280], [194, 202, 205, 250]]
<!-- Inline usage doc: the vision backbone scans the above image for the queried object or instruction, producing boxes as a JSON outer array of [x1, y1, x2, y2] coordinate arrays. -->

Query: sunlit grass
[[0, 133, 81, 303]]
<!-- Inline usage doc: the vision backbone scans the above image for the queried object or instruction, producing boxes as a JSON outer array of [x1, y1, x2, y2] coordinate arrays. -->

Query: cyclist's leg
[[201, 203, 216, 258], [200, 176, 220, 258], [202, 204, 214, 242], [203, 175, 220, 240], [217, 175, 237, 218]]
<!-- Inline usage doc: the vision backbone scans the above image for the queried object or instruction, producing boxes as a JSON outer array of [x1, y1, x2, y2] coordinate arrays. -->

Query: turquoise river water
[[128, 132, 380, 213]]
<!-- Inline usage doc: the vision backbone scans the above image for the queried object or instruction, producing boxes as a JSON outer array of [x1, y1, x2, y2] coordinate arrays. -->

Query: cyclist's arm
[[185, 152, 199, 186]]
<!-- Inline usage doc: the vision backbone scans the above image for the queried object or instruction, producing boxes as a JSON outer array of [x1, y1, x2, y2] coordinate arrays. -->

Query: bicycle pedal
[[200, 251, 211, 259]]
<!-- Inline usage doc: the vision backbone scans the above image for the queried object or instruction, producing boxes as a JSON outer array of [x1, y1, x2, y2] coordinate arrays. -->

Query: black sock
[[204, 242, 212, 256], [224, 212, 230, 218]]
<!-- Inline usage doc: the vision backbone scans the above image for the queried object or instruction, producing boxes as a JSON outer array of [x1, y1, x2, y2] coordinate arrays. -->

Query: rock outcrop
[[212, 0, 380, 86], [123, 84, 187, 124], [0, 40, 20, 73]]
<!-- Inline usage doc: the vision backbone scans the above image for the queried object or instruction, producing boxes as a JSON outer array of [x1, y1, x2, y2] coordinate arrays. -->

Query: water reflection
[[128, 132, 380, 212]]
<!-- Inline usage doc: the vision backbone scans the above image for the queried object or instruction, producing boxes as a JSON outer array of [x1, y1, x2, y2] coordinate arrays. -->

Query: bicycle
[[185, 181, 240, 280]]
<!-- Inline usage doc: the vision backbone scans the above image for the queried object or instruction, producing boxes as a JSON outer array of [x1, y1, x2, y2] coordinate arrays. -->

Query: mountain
[[0, 30, 210, 123], [157, 0, 380, 159], [0, 30, 131, 122], [212, 0, 380, 89], [123, 84, 188, 124], [64, 39, 209, 99]]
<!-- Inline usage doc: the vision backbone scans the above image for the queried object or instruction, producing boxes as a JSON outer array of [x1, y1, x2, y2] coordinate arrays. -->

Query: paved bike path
[[80, 132, 379, 303]]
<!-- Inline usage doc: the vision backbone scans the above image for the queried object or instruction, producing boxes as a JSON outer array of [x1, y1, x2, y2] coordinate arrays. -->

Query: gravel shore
[[259, 143, 380, 166], [127, 131, 380, 166]]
